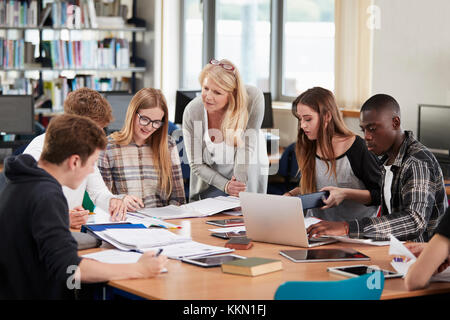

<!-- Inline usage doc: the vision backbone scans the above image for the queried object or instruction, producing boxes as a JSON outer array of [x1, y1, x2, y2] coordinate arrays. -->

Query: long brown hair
[[111, 88, 173, 196], [292, 87, 354, 194]]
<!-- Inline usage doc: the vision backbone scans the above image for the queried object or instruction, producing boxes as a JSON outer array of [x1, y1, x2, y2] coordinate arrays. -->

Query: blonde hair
[[111, 88, 173, 196], [292, 87, 355, 194], [199, 59, 249, 146]]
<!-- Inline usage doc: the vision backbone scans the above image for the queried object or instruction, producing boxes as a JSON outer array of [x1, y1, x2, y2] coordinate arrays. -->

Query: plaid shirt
[[348, 131, 448, 242], [98, 135, 186, 208]]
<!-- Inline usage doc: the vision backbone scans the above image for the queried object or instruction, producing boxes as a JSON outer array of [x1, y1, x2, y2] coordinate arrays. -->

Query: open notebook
[[94, 228, 233, 259]]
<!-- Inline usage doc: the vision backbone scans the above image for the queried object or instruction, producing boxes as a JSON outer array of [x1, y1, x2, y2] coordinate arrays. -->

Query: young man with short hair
[[24, 88, 143, 228], [307, 94, 447, 242], [0, 114, 166, 299]]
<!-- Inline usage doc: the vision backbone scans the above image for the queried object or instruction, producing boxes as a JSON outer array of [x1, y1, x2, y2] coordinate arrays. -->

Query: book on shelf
[[0, 38, 35, 69], [41, 38, 130, 70], [0, 0, 38, 27], [41, 75, 131, 111], [221, 257, 283, 277]]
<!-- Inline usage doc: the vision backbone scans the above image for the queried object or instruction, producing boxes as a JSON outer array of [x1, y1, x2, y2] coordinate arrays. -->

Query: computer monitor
[[175, 90, 201, 124], [103, 92, 134, 133], [0, 95, 34, 135], [262, 92, 274, 129], [417, 104, 450, 160]]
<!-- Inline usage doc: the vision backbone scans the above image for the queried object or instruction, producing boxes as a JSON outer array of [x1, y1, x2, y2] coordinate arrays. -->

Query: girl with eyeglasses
[[98, 88, 186, 208], [182, 58, 269, 201]]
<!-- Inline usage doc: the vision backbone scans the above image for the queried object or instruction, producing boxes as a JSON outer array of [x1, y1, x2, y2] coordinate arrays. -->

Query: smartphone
[[327, 265, 403, 279], [181, 254, 246, 268], [211, 231, 247, 240]]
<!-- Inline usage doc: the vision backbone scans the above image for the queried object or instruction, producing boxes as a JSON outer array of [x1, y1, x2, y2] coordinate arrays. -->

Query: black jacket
[[0, 154, 81, 299]]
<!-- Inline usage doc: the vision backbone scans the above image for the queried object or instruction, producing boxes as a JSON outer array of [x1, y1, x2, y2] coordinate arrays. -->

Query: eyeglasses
[[209, 59, 235, 73], [136, 111, 163, 129]]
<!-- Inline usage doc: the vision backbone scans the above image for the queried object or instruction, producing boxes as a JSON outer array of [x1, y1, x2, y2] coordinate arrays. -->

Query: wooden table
[[80, 214, 450, 300]]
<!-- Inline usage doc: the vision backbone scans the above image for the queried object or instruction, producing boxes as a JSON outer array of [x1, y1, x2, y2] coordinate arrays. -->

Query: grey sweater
[[182, 85, 268, 201]]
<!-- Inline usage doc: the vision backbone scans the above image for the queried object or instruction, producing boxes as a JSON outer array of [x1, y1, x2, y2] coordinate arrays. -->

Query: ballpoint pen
[[156, 248, 163, 256]]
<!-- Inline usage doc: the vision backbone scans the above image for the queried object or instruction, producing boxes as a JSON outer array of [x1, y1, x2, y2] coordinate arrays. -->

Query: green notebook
[[221, 257, 282, 276]]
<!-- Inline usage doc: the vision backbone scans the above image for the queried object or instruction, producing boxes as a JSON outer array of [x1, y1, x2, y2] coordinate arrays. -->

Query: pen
[[156, 248, 163, 257]]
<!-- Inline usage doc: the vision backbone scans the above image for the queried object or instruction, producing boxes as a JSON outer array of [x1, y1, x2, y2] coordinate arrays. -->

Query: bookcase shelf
[[0, 66, 146, 72], [0, 0, 150, 111], [0, 26, 147, 32]]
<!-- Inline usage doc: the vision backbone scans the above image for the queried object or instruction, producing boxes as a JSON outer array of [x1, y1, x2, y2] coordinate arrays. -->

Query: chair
[[168, 121, 190, 201], [267, 142, 300, 195], [0, 172, 6, 194], [274, 272, 384, 300]]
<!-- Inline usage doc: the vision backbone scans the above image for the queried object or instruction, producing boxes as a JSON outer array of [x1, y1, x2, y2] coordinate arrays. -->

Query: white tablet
[[181, 254, 246, 268], [327, 265, 403, 279]]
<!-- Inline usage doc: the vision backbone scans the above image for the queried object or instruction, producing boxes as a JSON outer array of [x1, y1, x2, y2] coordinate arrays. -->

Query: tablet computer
[[206, 218, 245, 227], [297, 191, 329, 210], [279, 248, 370, 263], [181, 254, 246, 268], [327, 265, 403, 279]]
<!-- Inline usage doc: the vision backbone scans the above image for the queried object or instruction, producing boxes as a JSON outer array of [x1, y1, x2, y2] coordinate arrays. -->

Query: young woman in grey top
[[182, 59, 269, 201], [285, 87, 381, 222]]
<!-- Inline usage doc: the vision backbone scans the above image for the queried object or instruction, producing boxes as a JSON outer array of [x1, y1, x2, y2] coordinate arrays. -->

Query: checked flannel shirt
[[348, 131, 448, 242]]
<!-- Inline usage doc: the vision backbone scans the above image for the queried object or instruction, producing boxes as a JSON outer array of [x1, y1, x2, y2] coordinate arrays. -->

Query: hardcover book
[[221, 257, 282, 276]]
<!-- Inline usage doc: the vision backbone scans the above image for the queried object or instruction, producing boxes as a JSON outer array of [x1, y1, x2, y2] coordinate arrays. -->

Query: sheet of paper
[[82, 249, 142, 264], [304, 217, 321, 229], [82, 249, 168, 273], [141, 241, 233, 259], [388, 235, 450, 282], [101, 228, 191, 250], [181, 197, 240, 216], [388, 235, 416, 276], [329, 236, 391, 246]]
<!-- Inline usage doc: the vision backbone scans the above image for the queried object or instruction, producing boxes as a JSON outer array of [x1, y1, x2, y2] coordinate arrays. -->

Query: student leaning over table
[[0, 114, 167, 299], [23, 88, 140, 228], [307, 94, 447, 242], [284, 87, 381, 221], [182, 58, 269, 201], [98, 88, 186, 208]]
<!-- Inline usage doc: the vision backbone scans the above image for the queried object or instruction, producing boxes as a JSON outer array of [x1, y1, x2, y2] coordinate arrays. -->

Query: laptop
[[240, 192, 336, 248]]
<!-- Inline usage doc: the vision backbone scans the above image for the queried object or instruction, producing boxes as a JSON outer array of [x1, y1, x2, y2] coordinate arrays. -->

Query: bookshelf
[[0, 0, 150, 112]]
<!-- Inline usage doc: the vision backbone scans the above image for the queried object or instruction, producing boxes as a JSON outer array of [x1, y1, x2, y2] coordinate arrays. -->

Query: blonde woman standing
[[183, 59, 269, 201], [98, 88, 186, 208]]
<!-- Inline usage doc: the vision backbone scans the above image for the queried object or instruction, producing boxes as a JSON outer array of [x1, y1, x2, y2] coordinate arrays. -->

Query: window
[[216, 0, 271, 92], [181, 0, 204, 89], [282, 0, 334, 97], [180, 0, 335, 99]]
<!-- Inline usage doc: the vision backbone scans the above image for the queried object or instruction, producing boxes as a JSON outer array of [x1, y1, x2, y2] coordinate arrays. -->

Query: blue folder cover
[[81, 223, 147, 233], [297, 191, 330, 210]]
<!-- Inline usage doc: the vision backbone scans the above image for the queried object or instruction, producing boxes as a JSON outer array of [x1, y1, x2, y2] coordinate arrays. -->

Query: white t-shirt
[[23, 133, 115, 211], [383, 165, 394, 214]]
